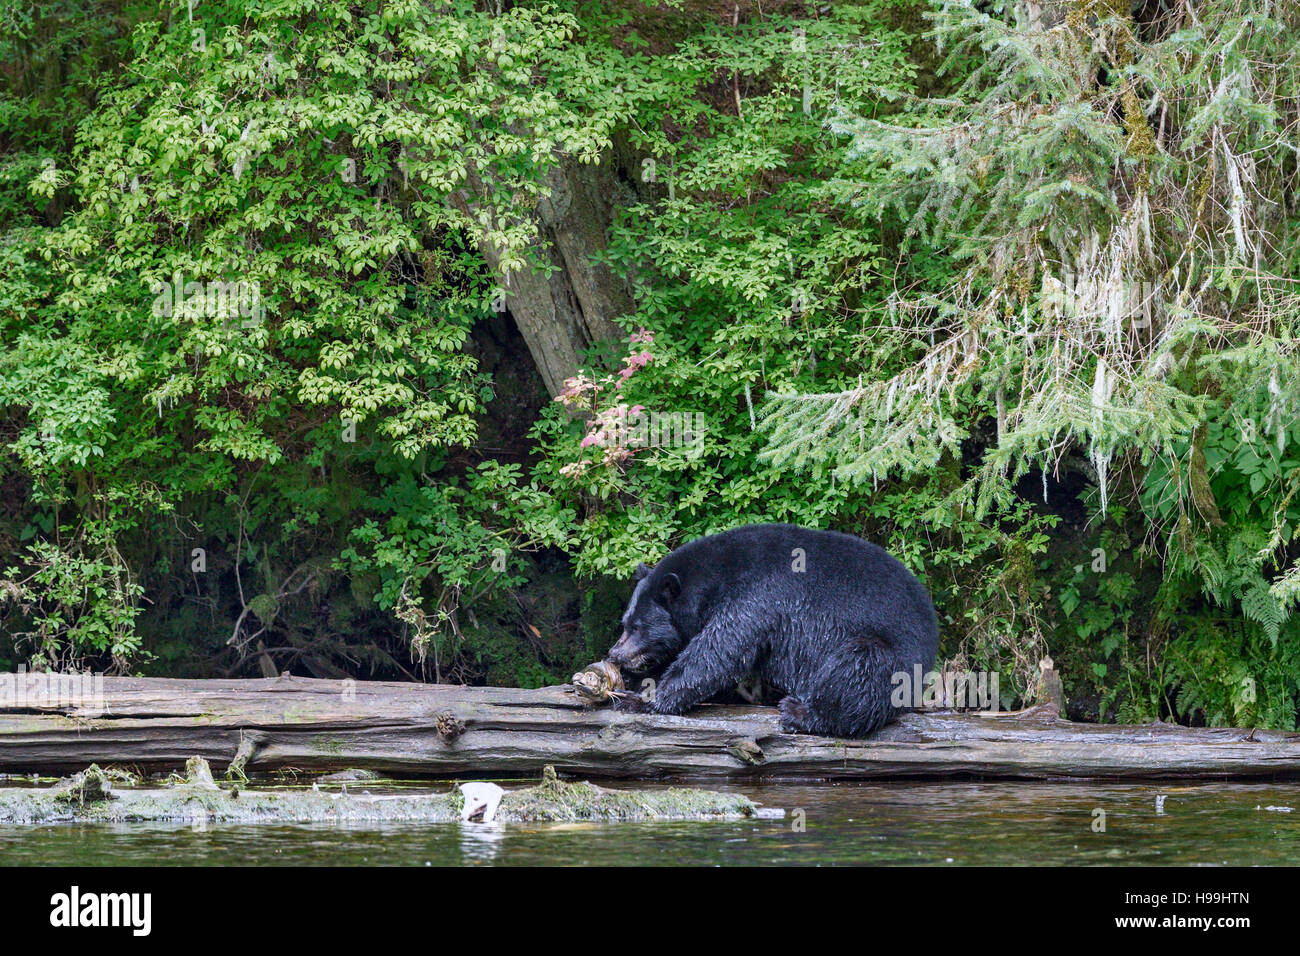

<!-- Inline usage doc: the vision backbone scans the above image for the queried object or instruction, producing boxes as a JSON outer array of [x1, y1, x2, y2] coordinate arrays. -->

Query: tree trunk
[[456, 154, 638, 397], [3, 676, 1299, 781]]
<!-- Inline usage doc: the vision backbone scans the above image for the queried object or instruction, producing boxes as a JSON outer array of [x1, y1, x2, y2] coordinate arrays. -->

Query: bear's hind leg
[[777, 695, 819, 734], [777, 695, 855, 735], [779, 687, 891, 737]]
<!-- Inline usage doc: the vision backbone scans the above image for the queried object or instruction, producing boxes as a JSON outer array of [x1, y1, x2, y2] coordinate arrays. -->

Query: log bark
[[2, 676, 1299, 780]]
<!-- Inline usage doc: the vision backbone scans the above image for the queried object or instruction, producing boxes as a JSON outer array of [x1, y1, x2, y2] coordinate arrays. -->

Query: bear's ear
[[634, 562, 654, 582], [657, 572, 681, 605]]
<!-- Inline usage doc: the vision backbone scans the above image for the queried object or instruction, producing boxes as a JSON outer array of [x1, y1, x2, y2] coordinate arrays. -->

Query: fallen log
[[1, 675, 1299, 780], [0, 760, 767, 825]]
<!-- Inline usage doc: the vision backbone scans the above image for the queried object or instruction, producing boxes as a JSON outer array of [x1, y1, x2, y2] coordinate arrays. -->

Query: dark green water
[[2, 780, 1298, 865]]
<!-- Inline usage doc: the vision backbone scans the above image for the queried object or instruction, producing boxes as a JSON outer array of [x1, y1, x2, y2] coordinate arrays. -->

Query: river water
[[2, 780, 1297, 865]]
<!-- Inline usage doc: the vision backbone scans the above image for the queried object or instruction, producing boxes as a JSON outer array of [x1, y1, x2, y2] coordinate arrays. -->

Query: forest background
[[3, 0, 1299, 728]]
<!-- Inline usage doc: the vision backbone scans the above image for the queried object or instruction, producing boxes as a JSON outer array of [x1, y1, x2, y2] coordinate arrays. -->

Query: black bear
[[607, 523, 939, 737]]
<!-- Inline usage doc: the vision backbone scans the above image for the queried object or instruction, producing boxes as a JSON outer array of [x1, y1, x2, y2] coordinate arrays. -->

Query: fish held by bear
[[607, 523, 939, 738]]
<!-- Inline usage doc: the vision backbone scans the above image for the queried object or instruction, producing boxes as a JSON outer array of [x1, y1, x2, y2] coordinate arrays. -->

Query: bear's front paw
[[612, 693, 650, 713], [778, 695, 813, 734]]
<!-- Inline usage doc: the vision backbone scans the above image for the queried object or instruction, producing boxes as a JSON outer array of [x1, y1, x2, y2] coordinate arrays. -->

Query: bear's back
[[663, 523, 937, 658]]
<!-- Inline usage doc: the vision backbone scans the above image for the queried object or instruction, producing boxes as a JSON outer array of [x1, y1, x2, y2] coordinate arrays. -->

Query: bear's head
[[607, 561, 684, 673]]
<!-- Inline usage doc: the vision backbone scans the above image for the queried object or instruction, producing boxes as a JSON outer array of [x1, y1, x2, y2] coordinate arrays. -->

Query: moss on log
[[0, 759, 765, 825]]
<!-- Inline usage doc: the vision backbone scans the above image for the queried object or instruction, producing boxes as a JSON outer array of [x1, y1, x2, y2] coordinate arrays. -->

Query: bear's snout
[[608, 631, 643, 670]]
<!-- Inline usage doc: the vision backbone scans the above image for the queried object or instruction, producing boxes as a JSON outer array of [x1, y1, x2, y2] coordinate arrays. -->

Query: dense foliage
[[3, 0, 1299, 727]]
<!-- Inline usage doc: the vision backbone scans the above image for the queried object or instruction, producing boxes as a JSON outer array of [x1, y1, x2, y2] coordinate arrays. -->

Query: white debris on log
[[459, 782, 506, 823]]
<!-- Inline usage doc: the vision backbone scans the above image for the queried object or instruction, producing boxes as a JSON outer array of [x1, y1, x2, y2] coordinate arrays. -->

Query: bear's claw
[[612, 693, 649, 713]]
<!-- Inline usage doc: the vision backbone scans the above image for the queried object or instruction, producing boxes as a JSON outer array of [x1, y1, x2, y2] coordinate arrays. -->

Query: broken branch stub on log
[[2, 676, 1299, 780]]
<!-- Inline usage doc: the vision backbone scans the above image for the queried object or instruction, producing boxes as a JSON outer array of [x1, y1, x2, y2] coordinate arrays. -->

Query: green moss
[[51, 764, 114, 807], [310, 735, 346, 757], [499, 765, 756, 822], [0, 763, 761, 824]]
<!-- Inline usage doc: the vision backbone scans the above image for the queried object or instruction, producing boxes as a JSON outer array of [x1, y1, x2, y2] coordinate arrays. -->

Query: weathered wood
[[2, 675, 1299, 780]]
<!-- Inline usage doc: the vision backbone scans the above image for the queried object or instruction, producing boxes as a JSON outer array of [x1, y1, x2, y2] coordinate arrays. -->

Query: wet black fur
[[609, 523, 939, 738]]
